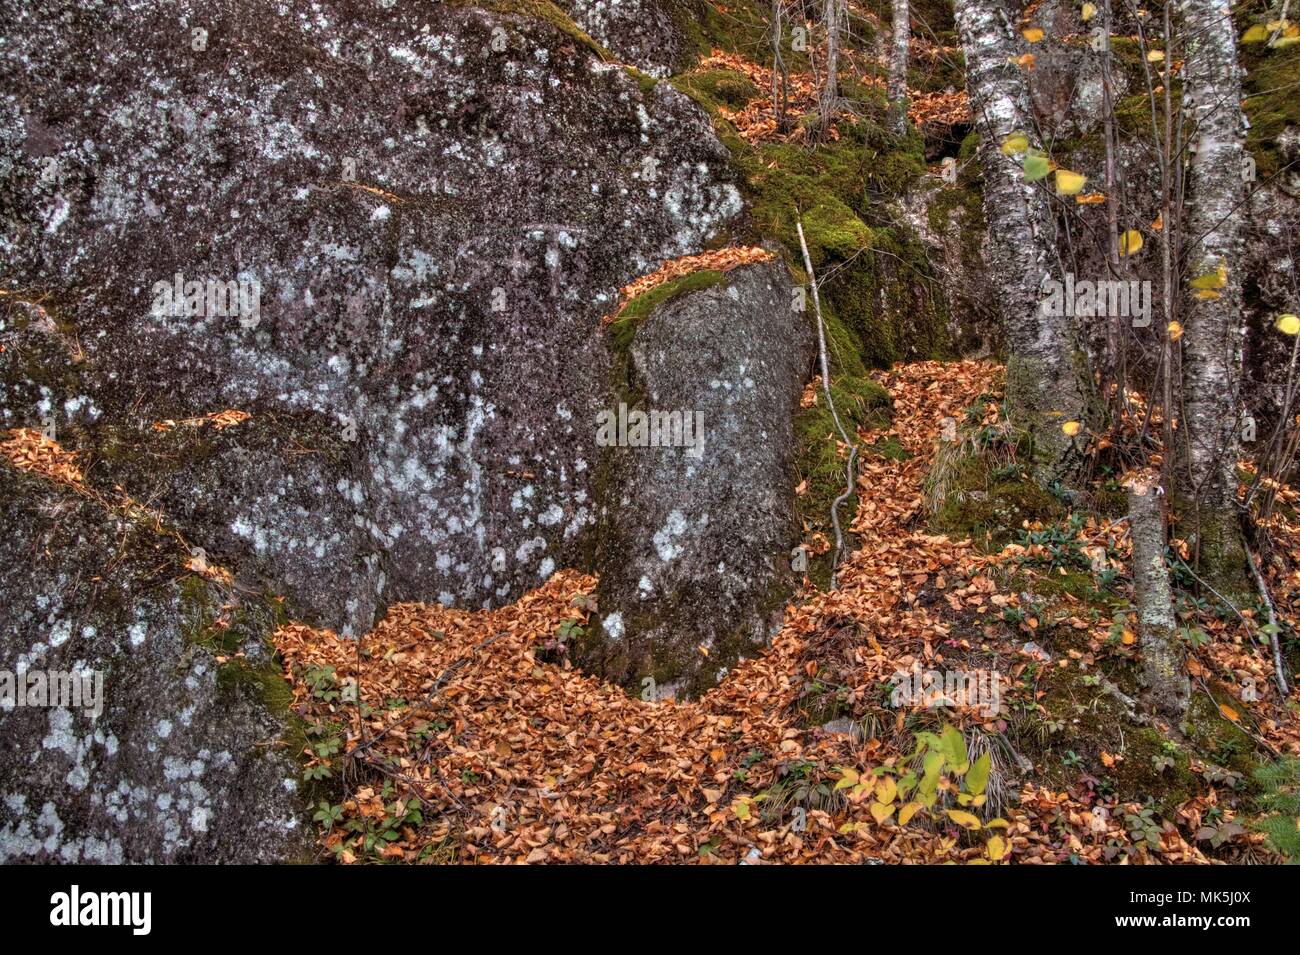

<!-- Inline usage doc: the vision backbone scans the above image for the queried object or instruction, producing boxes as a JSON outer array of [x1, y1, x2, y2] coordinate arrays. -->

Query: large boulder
[[2, 0, 820, 860], [589, 258, 813, 697], [4, 0, 815, 689], [1, 0, 746, 638], [0, 466, 308, 863]]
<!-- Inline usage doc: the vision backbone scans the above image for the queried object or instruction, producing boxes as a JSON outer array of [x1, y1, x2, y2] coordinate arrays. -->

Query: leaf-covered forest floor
[[273, 359, 1300, 863]]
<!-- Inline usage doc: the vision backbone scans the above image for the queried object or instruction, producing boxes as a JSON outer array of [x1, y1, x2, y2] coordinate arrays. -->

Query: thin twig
[[796, 217, 858, 589], [1244, 542, 1291, 698]]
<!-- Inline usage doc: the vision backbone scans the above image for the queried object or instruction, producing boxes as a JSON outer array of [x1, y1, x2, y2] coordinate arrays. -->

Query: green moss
[[671, 69, 950, 369], [958, 128, 980, 169], [1101, 32, 1298, 179], [1026, 568, 1102, 602], [608, 269, 728, 356], [795, 375, 893, 587], [458, 0, 611, 60], [1241, 38, 1300, 179], [800, 200, 874, 259], [1112, 89, 1181, 139], [832, 226, 951, 367], [867, 433, 911, 461], [819, 299, 870, 379], [673, 0, 775, 65], [1090, 483, 1130, 518], [625, 65, 660, 98], [672, 68, 758, 110], [926, 182, 983, 235], [1174, 498, 1250, 600], [1184, 690, 1260, 776], [1015, 657, 1196, 814], [932, 454, 1063, 550], [176, 572, 329, 821], [178, 575, 296, 719], [1113, 728, 1197, 815], [0, 295, 84, 397]]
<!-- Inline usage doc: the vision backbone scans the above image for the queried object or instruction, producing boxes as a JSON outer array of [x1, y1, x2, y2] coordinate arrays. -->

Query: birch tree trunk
[[1179, 0, 1248, 588], [954, 0, 1090, 477], [818, 0, 843, 133], [1126, 469, 1189, 717], [771, 0, 789, 133], [888, 0, 910, 135]]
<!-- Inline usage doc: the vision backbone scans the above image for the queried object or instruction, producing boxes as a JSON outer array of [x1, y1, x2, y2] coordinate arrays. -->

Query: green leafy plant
[[1123, 805, 1169, 852], [758, 759, 837, 822], [312, 800, 344, 831], [733, 748, 766, 782], [303, 665, 340, 702], [302, 720, 343, 783], [1252, 757, 1300, 861], [834, 724, 1012, 861], [556, 618, 585, 641], [1016, 513, 1090, 572]]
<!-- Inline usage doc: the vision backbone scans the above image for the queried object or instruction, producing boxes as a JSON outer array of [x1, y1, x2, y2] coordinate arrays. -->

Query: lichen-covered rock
[[1, 0, 743, 636], [1244, 181, 1300, 426], [895, 180, 1000, 357], [589, 258, 813, 698], [555, 0, 701, 77], [0, 0, 820, 861], [0, 467, 308, 863]]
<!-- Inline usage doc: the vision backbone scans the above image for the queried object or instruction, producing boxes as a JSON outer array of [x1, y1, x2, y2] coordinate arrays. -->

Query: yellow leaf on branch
[[1055, 169, 1087, 195]]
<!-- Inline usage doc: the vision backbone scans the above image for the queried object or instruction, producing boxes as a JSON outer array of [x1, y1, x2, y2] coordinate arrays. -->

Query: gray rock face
[[0, 0, 814, 858], [1, 0, 743, 636], [0, 468, 307, 863], [556, 0, 700, 77], [590, 259, 813, 697], [1245, 182, 1300, 424], [1276, 128, 1300, 200]]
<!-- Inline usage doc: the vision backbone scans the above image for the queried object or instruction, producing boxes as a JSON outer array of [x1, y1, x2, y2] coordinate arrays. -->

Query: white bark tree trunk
[[771, 0, 789, 132], [818, 0, 844, 132], [953, 0, 1090, 475], [1179, 0, 1248, 585], [1126, 469, 1189, 717], [888, 0, 910, 135]]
